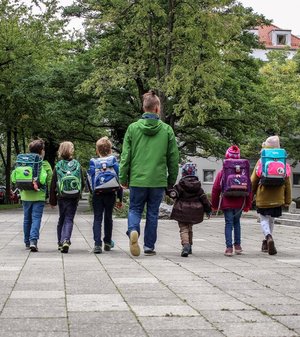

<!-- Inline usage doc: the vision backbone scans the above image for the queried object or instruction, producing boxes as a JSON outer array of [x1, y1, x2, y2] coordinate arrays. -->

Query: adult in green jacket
[[11, 139, 53, 252], [119, 90, 179, 257]]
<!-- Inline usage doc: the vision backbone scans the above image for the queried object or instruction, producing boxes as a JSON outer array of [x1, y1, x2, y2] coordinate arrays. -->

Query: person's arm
[[167, 127, 179, 186], [49, 168, 58, 206], [119, 126, 132, 186], [284, 176, 292, 206], [80, 167, 85, 192], [211, 171, 222, 210], [251, 162, 260, 195]]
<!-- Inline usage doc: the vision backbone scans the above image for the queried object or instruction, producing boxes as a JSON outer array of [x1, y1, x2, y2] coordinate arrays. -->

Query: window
[[293, 173, 300, 186], [203, 170, 215, 183], [277, 34, 287, 45]]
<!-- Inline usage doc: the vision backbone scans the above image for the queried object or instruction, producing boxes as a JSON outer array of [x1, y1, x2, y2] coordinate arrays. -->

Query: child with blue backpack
[[87, 137, 123, 254], [11, 139, 52, 252], [211, 146, 252, 256], [251, 136, 291, 255], [49, 141, 84, 253]]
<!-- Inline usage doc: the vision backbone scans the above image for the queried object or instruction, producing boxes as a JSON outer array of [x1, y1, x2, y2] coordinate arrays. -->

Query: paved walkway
[[1, 204, 300, 337]]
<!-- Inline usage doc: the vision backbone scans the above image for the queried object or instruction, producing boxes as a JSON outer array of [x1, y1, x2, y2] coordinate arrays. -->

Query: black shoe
[[61, 240, 70, 253], [266, 235, 277, 255], [104, 240, 115, 251], [25, 243, 30, 250], [144, 249, 156, 256], [58, 242, 63, 251], [93, 245, 102, 254], [181, 244, 190, 257], [188, 245, 192, 255], [30, 240, 38, 252], [261, 240, 268, 252]]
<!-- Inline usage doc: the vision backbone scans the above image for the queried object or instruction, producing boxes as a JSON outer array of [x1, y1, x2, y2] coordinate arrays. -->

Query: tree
[[65, 0, 269, 158]]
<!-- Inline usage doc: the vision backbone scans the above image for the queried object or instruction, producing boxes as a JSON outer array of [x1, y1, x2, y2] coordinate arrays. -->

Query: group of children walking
[[11, 134, 291, 258]]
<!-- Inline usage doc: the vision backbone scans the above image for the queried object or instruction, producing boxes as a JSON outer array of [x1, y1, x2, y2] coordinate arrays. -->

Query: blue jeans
[[22, 201, 45, 244], [57, 199, 78, 243], [127, 187, 165, 250], [92, 193, 116, 246], [224, 209, 241, 248]]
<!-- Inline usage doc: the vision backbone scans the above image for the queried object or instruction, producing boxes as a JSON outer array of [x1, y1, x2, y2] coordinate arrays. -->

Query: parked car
[[0, 186, 20, 204]]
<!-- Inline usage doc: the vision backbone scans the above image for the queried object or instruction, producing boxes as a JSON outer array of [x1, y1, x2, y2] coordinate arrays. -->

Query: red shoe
[[234, 244, 242, 255], [224, 247, 233, 256]]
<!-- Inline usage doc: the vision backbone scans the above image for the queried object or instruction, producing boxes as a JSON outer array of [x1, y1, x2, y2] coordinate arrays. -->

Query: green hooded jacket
[[119, 113, 179, 187]]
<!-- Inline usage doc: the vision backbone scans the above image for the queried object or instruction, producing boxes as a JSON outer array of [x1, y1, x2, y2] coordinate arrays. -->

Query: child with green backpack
[[11, 139, 52, 252], [49, 141, 84, 253]]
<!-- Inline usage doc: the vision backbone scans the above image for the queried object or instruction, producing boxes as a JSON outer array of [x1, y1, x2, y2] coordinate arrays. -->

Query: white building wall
[[252, 48, 297, 61]]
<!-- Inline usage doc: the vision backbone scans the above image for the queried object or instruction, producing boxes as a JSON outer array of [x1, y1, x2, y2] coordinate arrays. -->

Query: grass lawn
[[0, 203, 22, 210]]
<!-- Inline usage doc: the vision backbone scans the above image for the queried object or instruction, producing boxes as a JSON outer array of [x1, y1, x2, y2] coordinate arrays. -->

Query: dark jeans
[[127, 187, 165, 250], [223, 209, 241, 248], [57, 198, 78, 243], [22, 201, 45, 244], [92, 192, 116, 246]]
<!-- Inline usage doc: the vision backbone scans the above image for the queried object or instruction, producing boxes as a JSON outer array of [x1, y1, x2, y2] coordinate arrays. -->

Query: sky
[[239, 0, 300, 35], [23, 0, 300, 36]]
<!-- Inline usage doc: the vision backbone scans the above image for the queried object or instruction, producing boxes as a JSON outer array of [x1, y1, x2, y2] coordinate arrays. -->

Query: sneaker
[[144, 249, 156, 256], [266, 234, 277, 255], [25, 243, 30, 250], [58, 242, 63, 251], [129, 231, 140, 256], [181, 244, 190, 257], [188, 245, 192, 255], [61, 240, 71, 253], [104, 240, 115, 251], [93, 245, 102, 254], [234, 244, 243, 255], [261, 239, 268, 253], [224, 247, 233, 256], [30, 240, 38, 252]]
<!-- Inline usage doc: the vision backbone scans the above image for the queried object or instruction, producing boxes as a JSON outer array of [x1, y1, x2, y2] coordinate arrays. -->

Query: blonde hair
[[58, 141, 74, 160], [143, 90, 160, 111], [96, 137, 112, 157]]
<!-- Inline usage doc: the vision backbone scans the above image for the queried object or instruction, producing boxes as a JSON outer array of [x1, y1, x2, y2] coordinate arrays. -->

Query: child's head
[[58, 141, 74, 160], [225, 145, 240, 159], [143, 90, 160, 113], [181, 163, 197, 177], [96, 136, 112, 157], [28, 139, 45, 156], [262, 135, 280, 149]]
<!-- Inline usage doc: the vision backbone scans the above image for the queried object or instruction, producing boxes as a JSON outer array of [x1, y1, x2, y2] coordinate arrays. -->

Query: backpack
[[222, 159, 251, 197], [14, 153, 45, 191], [56, 159, 82, 198], [88, 156, 120, 193], [256, 148, 290, 186]]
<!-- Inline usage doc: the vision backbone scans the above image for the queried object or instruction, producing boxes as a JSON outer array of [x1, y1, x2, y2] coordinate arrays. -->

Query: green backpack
[[56, 159, 81, 198]]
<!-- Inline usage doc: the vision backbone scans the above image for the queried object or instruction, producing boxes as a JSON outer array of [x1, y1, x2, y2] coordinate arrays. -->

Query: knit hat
[[181, 163, 197, 177], [225, 145, 240, 159], [262, 135, 280, 149]]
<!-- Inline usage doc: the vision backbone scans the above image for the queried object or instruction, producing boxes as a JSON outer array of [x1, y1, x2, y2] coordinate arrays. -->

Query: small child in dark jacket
[[169, 163, 212, 257]]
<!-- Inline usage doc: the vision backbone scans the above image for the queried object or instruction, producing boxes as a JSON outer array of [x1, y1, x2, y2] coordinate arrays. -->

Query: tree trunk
[[5, 129, 12, 204], [13, 128, 20, 154]]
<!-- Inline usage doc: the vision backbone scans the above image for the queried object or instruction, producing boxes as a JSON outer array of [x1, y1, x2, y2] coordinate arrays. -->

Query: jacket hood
[[179, 176, 202, 194], [137, 118, 163, 136]]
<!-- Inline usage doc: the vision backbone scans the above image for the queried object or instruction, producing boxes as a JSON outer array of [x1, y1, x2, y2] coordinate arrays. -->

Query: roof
[[255, 24, 300, 50]]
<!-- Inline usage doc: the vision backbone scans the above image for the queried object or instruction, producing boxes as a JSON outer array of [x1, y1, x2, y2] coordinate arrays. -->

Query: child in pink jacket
[[211, 146, 252, 256]]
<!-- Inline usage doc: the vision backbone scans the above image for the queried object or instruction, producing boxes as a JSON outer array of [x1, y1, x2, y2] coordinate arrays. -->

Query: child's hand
[[50, 205, 56, 209], [121, 184, 128, 189], [115, 202, 123, 209]]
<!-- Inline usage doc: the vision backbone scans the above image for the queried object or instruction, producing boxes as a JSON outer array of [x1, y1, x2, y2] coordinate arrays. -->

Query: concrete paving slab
[[1, 207, 300, 336]]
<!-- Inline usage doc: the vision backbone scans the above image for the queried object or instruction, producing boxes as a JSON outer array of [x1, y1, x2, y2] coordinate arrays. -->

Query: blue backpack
[[87, 156, 120, 193]]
